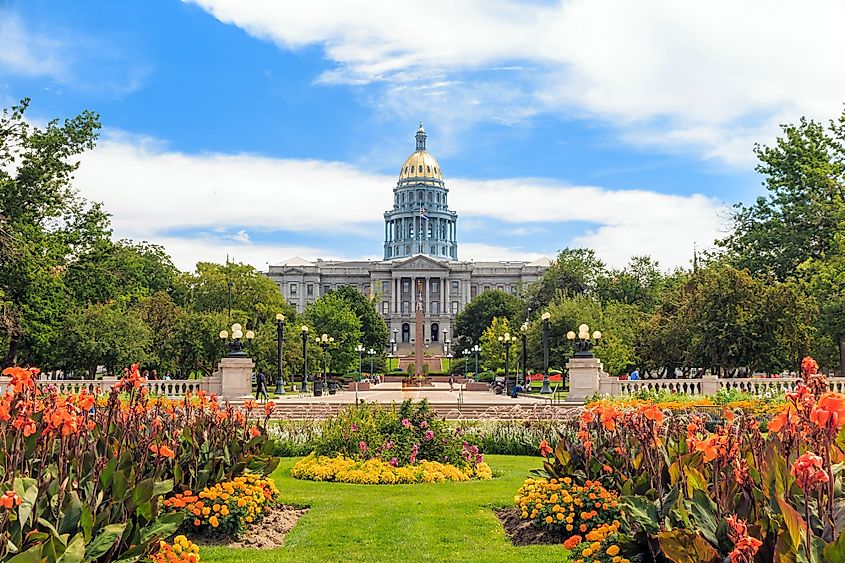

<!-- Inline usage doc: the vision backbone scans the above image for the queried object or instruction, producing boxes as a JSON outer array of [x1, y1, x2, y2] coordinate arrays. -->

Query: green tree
[[134, 291, 182, 373], [0, 99, 107, 366], [304, 293, 362, 374], [330, 285, 389, 352], [453, 290, 524, 353], [597, 255, 666, 311], [719, 114, 845, 280], [56, 303, 151, 377], [479, 317, 513, 372], [525, 248, 607, 312]]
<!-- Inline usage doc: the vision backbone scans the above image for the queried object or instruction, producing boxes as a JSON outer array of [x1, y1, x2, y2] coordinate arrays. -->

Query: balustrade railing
[[0, 377, 205, 398], [600, 375, 845, 398]]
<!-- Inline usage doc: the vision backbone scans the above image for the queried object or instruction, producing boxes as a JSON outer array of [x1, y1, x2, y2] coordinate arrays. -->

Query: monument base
[[566, 356, 604, 402], [217, 356, 255, 401]]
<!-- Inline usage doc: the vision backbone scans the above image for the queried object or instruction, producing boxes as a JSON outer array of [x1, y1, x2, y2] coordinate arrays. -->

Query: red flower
[[726, 515, 762, 563], [2, 366, 34, 394], [791, 452, 829, 491]]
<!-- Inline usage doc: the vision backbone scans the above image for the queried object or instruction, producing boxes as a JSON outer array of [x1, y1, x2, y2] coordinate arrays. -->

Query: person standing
[[448, 375, 455, 392], [256, 371, 269, 401]]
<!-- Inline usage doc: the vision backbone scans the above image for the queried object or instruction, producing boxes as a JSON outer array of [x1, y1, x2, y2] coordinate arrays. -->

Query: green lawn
[[201, 455, 564, 563]]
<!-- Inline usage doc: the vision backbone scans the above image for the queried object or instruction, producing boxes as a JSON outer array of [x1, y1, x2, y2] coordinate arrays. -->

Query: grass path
[[201, 455, 564, 563]]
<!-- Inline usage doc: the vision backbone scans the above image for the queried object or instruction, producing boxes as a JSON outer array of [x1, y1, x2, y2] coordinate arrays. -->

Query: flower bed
[[292, 454, 492, 484], [150, 535, 200, 563], [163, 474, 280, 535], [0, 364, 279, 561], [585, 387, 786, 417], [518, 356, 845, 561], [291, 399, 491, 484]]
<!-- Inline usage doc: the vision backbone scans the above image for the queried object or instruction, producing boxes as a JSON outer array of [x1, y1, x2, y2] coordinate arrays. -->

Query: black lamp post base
[[274, 382, 286, 395], [540, 377, 553, 394]]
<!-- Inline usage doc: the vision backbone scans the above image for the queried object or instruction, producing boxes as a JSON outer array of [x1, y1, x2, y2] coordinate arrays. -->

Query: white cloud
[[186, 0, 845, 163], [0, 14, 66, 78], [74, 132, 726, 270]]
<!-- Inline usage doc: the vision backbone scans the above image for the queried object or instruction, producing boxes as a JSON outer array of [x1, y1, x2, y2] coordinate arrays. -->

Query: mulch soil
[[192, 505, 308, 549], [495, 507, 565, 546]]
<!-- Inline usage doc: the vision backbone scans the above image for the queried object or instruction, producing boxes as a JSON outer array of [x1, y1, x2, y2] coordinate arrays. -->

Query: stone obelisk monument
[[415, 280, 424, 376]]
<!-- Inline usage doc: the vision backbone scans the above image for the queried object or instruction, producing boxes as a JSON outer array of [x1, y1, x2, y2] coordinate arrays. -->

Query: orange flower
[[264, 401, 276, 415], [539, 439, 553, 457], [2, 366, 34, 394], [696, 436, 719, 463], [801, 356, 819, 377], [641, 405, 663, 425], [563, 535, 582, 549], [0, 491, 21, 509], [810, 393, 845, 430], [150, 444, 176, 459], [791, 451, 828, 491], [250, 426, 261, 438], [598, 405, 619, 431], [244, 400, 258, 412]]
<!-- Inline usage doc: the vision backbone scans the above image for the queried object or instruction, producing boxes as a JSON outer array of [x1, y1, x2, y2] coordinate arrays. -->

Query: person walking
[[448, 375, 455, 392], [255, 371, 269, 401]]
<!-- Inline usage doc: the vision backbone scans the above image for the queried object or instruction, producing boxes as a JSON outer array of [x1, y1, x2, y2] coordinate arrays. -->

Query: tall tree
[[304, 293, 362, 374], [453, 289, 524, 353], [329, 285, 389, 352], [0, 99, 107, 366], [719, 114, 845, 280], [525, 248, 607, 313]]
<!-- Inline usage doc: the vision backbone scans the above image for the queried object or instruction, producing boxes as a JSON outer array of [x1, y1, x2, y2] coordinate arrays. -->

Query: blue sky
[[2, 0, 841, 270]]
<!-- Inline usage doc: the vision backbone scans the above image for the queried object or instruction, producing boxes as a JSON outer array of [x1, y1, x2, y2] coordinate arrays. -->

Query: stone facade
[[265, 124, 550, 349]]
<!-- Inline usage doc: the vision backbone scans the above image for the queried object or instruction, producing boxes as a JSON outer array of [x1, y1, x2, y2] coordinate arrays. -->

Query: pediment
[[283, 267, 306, 274], [393, 255, 449, 271]]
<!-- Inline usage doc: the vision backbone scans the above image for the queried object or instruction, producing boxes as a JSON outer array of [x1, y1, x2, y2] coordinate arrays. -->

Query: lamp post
[[300, 325, 309, 392], [218, 323, 255, 357], [541, 312, 552, 394], [355, 344, 365, 404], [462, 348, 470, 378], [314, 333, 334, 396], [226, 280, 233, 319], [275, 313, 286, 395], [498, 332, 516, 396], [520, 320, 529, 387], [368, 348, 376, 377], [566, 324, 602, 358], [472, 344, 480, 379]]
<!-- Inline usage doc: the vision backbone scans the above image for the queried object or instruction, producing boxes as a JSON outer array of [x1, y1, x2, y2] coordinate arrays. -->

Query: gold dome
[[400, 150, 443, 181], [398, 121, 443, 181]]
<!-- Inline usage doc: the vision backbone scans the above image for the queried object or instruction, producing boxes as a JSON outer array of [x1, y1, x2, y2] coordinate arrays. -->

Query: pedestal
[[218, 356, 255, 401], [566, 356, 603, 402]]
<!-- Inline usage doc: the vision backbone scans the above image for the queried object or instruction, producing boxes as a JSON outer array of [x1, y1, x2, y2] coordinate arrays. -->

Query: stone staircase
[[267, 401, 577, 420]]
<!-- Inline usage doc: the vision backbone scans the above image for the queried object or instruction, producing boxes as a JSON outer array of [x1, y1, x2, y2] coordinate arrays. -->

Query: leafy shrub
[[267, 420, 324, 457], [163, 474, 279, 536], [310, 400, 481, 469], [461, 420, 568, 456], [0, 365, 278, 561]]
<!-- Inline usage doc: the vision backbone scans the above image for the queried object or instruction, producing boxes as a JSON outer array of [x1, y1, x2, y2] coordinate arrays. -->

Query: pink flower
[[424, 430, 435, 441], [389, 457, 398, 466], [409, 444, 419, 464], [358, 441, 367, 453], [402, 418, 411, 428], [385, 441, 393, 451], [350, 424, 359, 432], [420, 420, 428, 428]]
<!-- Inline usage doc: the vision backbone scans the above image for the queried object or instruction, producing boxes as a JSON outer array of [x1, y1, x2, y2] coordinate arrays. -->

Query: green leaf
[[83, 523, 126, 561], [151, 479, 173, 499], [112, 470, 128, 500], [658, 529, 720, 563], [621, 495, 659, 534], [687, 489, 719, 546], [140, 511, 185, 544], [80, 505, 93, 543], [823, 529, 845, 563], [60, 533, 85, 563], [6, 544, 44, 563], [131, 478, 154, 508], [658, 485, 680, 521], [778, 496, 808, 549], [16, 478, 39, 528]]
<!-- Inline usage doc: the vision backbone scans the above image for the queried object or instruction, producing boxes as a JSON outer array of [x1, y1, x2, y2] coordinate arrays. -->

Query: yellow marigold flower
[[606, 545, 620, 556]]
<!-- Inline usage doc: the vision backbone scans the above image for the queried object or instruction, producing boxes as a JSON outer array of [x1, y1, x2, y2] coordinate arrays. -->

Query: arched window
[[427, 192, 433, 202], [427, 166, 431, 173], [410, 192, 415, 202]]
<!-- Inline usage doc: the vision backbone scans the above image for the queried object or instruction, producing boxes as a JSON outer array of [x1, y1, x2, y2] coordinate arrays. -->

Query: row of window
[[388, 244, 457, 258], [381, 301, 461, 315], [395, 190, 446, 205], [403, 165, 439, 175], [287, 280, 464, 298]]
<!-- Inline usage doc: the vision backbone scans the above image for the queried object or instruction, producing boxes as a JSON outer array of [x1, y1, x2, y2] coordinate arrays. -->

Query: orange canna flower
[[539, 439, 553, 457], [150, 444, 175, 459], [0, 490, 21, 509], [696, 436, 719, 463], [244, 400, 258, 412], [264, 401, 276, 415], [810, 393, 845, 430], [641, 405, 663, 425], [250, 426, 261, 438]]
